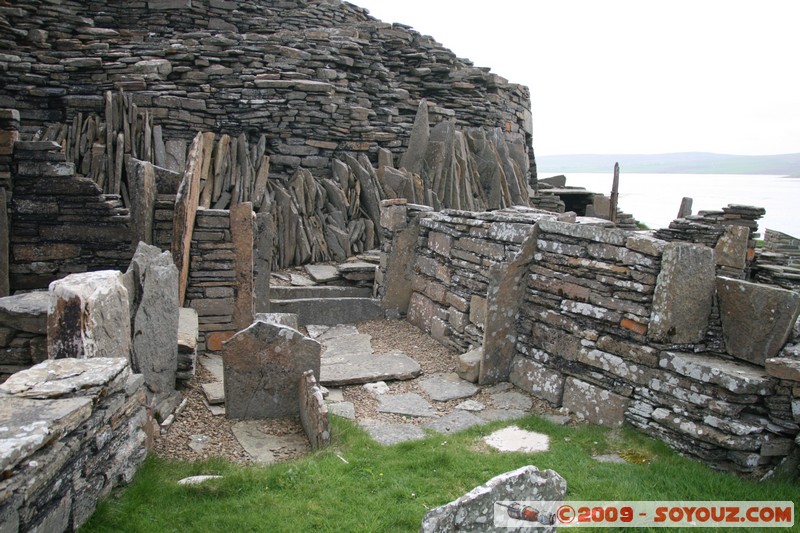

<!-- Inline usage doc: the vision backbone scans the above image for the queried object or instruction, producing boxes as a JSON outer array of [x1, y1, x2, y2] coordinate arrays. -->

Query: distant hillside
[[536, 152, 800, 175]]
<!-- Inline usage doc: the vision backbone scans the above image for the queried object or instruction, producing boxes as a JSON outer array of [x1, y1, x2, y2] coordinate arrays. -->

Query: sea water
[[537, 172, 800, 238]]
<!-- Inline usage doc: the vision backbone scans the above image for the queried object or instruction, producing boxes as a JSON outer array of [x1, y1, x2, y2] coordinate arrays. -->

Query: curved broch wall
[[0, 0, 535, 182]]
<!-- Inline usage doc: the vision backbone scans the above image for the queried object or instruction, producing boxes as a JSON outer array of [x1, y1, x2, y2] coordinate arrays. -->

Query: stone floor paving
[[198, 322, 561, 451]]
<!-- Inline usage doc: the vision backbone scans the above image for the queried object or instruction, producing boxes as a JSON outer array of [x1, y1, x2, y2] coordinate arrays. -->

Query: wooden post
[[609, 162, 619, 224]]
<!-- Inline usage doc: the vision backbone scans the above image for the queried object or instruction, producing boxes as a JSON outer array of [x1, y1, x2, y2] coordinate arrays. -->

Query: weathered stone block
[[223, 321, 321, 419], [0, 291, 48, 334], [510, 356, 565, 405], [765, 357, 800, 382], [47, 271, 131, 360], [562, 377, 629, 428], [420, 465, 566, 532], [715, 225, 749, 270], [457, 347, 482, 383], [428, 231, 453, 258], [648, 242, 715, 343], [716, 277, 800, 365], [469, 295, 486, 328]]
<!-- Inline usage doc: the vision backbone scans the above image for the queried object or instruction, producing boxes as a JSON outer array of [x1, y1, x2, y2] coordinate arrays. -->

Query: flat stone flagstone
[[359, 419, 427, 446], [314, 324, 359, 341], [483, 425, 550, 453], [320, 351, 421, 386], [377, 393, 438, 417], [321, 333, 373, 358], [490, 391, 533, 411], [419, 373, 479, 402], [424, 411, 484, 435]]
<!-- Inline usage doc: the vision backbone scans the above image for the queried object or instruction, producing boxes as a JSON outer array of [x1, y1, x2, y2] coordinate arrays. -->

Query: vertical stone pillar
[[127, 157, 156, 250], [479, 225, 539, 384], [231, 201, 254, 330], [254, 210, 273, 313]]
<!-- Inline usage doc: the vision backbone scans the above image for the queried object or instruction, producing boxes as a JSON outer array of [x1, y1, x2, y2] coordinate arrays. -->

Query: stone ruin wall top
[[0, 0, 535, 181]]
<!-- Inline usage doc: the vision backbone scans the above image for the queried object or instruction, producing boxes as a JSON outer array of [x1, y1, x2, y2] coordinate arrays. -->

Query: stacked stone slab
[[0, 291, 48, 380], [382, 202, 800, 474], [754, 229, 800, 291], [10, 141, 131, 290], [403, 207, 562, 352], [0, 358, 149, 533], [0, 0, 534, 187], [184, 206, 254, 352]]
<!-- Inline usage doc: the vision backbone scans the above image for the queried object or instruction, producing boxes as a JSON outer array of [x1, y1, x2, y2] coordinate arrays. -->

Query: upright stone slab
[[399, 99, 430, 175], [648, 242, 715, 343], [299, 370, 330, 450], [715, 225, 750, 270], [480, 225, 538, 384], [127, 242, 179, 396], [171, 132, 210, 305], [254, 211, 273, 313], [420, 465, 566, 532], [231, 202, 254, 329], [47, 271, 131, 359], [381, 213, 420, 315], [223, 321, 321, 419], [127, 158, 157, 250], [716, 277, 800, 365]]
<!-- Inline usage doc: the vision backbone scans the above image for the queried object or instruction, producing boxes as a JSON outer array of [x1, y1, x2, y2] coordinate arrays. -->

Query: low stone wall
[[0, 291, 48, 380], [384, 206, 800, 474], [0, 358, 149, 533]]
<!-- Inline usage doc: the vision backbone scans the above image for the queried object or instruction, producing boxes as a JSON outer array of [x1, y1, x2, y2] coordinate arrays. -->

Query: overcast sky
[[349, 0, 799, 156]]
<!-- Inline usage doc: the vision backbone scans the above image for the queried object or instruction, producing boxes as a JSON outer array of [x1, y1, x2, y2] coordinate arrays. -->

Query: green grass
[[81, 416, 799, 533]]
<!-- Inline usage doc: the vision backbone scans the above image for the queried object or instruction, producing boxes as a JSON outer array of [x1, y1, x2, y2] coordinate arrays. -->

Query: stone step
[[270, 285, 373, 300], [269, 297, 384, 325]]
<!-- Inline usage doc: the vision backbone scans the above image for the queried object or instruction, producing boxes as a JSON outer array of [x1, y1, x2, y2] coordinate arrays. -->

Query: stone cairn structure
[[379, 203, 800, 475]]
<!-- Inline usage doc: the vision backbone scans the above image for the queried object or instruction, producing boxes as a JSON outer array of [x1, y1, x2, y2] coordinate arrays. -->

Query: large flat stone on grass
[[716, 277, 800, 365], [377, 393, 437, 417], [321, 351, 420, 386], [420, 465, 566, 532], [223, 321, 321, 419], [483, 426, 550, 453], [419, 374, 479, 401]]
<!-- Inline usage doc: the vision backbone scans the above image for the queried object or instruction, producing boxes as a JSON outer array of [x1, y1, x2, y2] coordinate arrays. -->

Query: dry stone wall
[[9, 140, 131, 290], [385, 206, 800, 474], [0, 358, 148, 533], [0, 0, 534, 184]]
